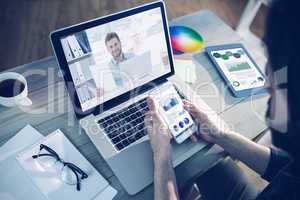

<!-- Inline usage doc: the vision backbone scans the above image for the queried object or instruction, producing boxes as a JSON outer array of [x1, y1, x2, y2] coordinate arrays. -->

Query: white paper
[[0, 125, 47, 200], [0, 125, 117, 200], [0, 125, 43, 161], [94, 185, 117, 200], [16, 130, 110, 200], [174, 59, 197, 83]]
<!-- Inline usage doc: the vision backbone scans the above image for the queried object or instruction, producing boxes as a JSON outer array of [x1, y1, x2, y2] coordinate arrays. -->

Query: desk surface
[[0, 10, 268, 199]]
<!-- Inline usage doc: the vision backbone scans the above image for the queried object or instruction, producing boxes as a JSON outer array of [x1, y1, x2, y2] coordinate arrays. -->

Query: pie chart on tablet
[[169, 26, 204, 55]]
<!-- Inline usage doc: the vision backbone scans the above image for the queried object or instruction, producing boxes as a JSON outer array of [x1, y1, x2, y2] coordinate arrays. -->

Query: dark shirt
[[257, 148, 300, 200]]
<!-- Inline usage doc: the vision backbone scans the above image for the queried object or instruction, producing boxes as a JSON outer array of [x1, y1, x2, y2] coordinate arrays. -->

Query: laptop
[[50, 1, 208, 195]]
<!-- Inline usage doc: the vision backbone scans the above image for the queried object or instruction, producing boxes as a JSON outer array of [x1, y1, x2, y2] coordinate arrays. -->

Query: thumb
[[147, 97, 157, 112], [183, 100, 199, 118], [147, 97, 164, 123], [144, 112, 154, 134]]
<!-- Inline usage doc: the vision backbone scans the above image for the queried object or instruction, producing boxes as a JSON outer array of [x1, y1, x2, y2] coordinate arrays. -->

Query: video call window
[[60, 8, 171, 111]]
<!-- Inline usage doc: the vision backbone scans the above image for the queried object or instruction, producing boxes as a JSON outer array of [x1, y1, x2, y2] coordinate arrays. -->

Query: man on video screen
[[105, 32, 135, 87]]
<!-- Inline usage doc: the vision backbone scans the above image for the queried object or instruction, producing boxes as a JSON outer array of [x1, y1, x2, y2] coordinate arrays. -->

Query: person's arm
[[145, 98, 179, 200], [216, 131, 271, 175], [183, 100, 271, 176], [153, 148, 179, 200]]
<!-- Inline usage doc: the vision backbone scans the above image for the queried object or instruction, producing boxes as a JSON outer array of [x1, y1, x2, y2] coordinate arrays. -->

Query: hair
[[105, 32, 120, 45], [264, 0, 300, 164]]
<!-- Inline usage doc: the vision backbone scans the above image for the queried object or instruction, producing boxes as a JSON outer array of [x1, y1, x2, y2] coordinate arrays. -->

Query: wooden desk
[[0, 11, 268, 199]]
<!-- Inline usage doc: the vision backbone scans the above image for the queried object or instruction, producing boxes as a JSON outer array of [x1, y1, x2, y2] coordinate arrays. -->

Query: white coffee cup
[[0, 72, 32, 107]]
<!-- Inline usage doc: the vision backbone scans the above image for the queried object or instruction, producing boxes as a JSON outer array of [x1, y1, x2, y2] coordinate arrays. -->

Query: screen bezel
[[50, 1, 175, 119], [205, 43, 267, 97]]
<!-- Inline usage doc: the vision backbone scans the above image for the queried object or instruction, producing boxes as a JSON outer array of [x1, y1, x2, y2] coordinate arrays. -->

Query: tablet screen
[[210, 48, 265, 91]]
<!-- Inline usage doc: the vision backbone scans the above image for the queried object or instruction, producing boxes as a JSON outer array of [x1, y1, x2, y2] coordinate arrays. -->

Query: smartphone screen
[[150, 83, 196, 143]]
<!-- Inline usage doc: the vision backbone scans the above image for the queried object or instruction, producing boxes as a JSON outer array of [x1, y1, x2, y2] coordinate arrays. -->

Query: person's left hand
[[144, 97, 172, 163]]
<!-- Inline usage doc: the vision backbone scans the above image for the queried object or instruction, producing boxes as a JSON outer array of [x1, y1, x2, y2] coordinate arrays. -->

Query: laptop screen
[[60, 7, 171, 112]]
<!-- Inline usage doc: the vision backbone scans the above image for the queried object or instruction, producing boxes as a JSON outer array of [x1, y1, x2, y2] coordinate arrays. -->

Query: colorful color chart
[[169, 26, 204, 55]]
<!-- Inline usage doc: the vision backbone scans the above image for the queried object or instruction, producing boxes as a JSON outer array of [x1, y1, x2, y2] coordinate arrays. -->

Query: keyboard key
[[141, 101, 147, 107], [108, 131, 119, 139], [112, 136, 121, 144], [98, 122, 105, 129], [110, 113, 117, 119], [130, 114, 137, 120], [138, 117, 144, 124], [130, 106, 138, 113], [125, 129, 134, 137], [143, 105, 149, 111], [103, 116, 111, 122], [97, 118, 105, 124], [112, 116, 119, 123], [131, 119, 138, 126], [119, 112, 125, 118], [119, 133, 126, 140], [122, 139, 130, 147], [136, 112, 142, 118], [123, 116, 130, 122], [104, 125, 114, 134], [118, 118, 126, 125], [125, 124, 132, 131], [128, 136, 136, 143], [118, 126, 126, 134], [136, 123, 144, 130], [135, 132, 143, 140], [106, 119, 113, 126], [98, 98, 149, 150], [115, 143, 124, 151]]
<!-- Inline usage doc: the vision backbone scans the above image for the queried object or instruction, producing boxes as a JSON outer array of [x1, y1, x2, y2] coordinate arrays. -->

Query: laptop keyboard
[[97, 98, 149, 151]]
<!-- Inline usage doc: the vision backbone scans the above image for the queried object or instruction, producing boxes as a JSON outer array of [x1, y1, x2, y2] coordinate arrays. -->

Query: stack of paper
[[0, 125, 117, 200], [174, 59, 197, 83], [0, 125, 46, 200]]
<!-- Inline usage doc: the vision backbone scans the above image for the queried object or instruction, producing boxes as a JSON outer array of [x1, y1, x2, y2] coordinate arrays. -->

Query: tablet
[[206, 43, 267, 97]]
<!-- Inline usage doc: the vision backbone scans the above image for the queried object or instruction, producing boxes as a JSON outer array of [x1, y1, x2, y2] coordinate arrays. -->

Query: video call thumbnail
[[60, 8, 171, 111]]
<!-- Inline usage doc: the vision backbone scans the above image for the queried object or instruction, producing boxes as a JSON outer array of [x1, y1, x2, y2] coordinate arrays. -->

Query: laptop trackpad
[[106, 141, 153, 195], [106, 138, 208, 195]]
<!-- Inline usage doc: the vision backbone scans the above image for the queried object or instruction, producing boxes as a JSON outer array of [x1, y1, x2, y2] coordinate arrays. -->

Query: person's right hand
[[144, 97, 172, 163], [183, 99, 231, 144]]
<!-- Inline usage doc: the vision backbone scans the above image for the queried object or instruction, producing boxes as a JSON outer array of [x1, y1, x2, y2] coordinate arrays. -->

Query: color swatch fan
[[170, 26, 204, 55]]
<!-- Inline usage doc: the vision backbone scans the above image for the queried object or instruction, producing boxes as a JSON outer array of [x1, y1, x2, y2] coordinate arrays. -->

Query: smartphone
[[150, 83, 197, 143]]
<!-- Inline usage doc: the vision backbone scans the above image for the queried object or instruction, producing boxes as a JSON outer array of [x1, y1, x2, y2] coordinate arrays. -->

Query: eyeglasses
[[32, 144, 88, 191]]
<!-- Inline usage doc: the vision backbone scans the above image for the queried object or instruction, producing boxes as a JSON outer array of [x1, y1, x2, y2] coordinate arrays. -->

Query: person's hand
[[183, 99, 231, 144], [144, 97, 172, 163]]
